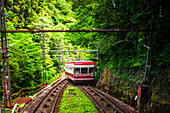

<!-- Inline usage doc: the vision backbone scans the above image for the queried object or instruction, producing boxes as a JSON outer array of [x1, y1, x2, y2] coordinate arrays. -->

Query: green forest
[[0, 0, 169, 111]]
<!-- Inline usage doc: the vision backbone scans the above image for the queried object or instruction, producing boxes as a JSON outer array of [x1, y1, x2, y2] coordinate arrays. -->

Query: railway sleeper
[[100, 98, 105, 101], [91, 90, 94, 92], [47, 98, 51, 102], [106, 103, 111, 107], [43, 104, 49, 108], [94, 93, 99, 96]]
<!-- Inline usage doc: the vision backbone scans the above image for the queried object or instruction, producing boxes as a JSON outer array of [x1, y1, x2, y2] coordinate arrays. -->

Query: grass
[[0, 107, 18, 113], [59, 86, 98, 113]]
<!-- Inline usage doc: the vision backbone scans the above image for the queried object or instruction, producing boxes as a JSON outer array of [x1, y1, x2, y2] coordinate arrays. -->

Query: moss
[[152, 95, 159, 101], [97, 66, 170, 111], [161, 100, 169, 104]]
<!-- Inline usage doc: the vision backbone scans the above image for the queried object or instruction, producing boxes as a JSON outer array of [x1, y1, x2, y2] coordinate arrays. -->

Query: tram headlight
[[90, 75, 94, 78]]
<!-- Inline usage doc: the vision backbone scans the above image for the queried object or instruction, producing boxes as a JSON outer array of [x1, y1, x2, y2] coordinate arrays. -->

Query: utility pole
[[75, 47, 78, 61], [35, 25, 46, 86], [144, 36, 151, 82], [68, 47, 70, 62], [79, 52, 81, 60], [0, 0, 13, 109], [62, 46, 63, 71], [58, 42, 61, 72], [97, 44, 100, 80]]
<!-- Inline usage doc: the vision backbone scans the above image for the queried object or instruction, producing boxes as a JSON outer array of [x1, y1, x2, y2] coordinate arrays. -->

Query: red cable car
[[65, 61, 95, 83]]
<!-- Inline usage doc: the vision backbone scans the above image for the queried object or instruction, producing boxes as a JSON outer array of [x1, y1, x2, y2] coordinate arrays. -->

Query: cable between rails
[[79, 86, 107, 113], [90, 86, 127, 113], [51, 81, 69, 113], [32, 79, 67, 113]]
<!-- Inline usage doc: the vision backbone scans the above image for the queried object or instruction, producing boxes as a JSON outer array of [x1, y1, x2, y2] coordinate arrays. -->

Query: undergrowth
[[59, 85, 97, 113]]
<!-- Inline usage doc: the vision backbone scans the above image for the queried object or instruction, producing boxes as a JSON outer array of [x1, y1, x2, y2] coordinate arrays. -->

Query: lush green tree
[[1, 0, 76, 99]]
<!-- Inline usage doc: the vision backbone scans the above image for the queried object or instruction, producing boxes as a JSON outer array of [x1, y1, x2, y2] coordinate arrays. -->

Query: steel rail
[[32, 79, 67, 113], [0, 29, 151, 33], [51, 81, 69, 113], [90, 86, 128, 113], [80, 86, 107, 113]]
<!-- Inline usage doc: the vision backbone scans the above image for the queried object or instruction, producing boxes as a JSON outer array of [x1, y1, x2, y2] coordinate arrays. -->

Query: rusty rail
[[11, 72, 64, 105]]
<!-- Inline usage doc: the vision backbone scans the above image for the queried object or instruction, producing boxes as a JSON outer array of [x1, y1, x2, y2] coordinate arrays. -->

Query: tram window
[[74, 68, 80, 74], [81, 68, 88, 74], [89, 67, 94, 74]]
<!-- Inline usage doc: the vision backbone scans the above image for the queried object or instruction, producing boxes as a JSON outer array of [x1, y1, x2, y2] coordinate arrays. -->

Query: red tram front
[[65, 61, 95, 82]]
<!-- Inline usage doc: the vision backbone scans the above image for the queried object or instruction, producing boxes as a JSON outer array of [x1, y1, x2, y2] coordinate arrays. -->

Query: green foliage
[[1, 0, 76, 97], [121, 97, 126, 102], [69, 0, 169, 80], [0, 0, 169, 106]]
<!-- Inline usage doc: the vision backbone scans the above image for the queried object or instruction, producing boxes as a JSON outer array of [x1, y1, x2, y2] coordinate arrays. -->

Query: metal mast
[[41, 26, 46, 86], [62, 46, 63, 71], [36, 25, 46, 86], [97, 44, 100, 80], [42, 26, 46, 86], [58, 42, 61, 72], [0, 0, 12, 109]]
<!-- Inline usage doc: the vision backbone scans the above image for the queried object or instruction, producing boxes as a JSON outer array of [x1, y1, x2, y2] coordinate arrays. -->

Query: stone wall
[[96, 67, 170, 112]]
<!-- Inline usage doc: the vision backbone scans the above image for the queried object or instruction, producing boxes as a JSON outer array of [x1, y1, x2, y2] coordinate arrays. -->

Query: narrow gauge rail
[[79, 86, 107, 113], [21, 78, 68, 113], [89, 86, 128, 113], [32, 80, 69, 113], [79, 86, 128, 113], [51, 81, 69, 113]]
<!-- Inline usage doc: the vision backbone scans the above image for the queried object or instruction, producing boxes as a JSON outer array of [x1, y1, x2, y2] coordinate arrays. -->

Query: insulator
[[1, 50, 5, 54], [1, 68, 3, 72], [147, 65, 151, 68], [40, 57, 46, 60], [3, 54, 9, 58], [5, 76, 8, 79], [38, 32, 41, 36]]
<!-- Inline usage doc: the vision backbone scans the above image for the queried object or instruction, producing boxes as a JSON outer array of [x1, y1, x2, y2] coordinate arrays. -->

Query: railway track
[[22, 73, 135, 113], [22, 79, 69, 113], [79, 86, 129, 113]]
